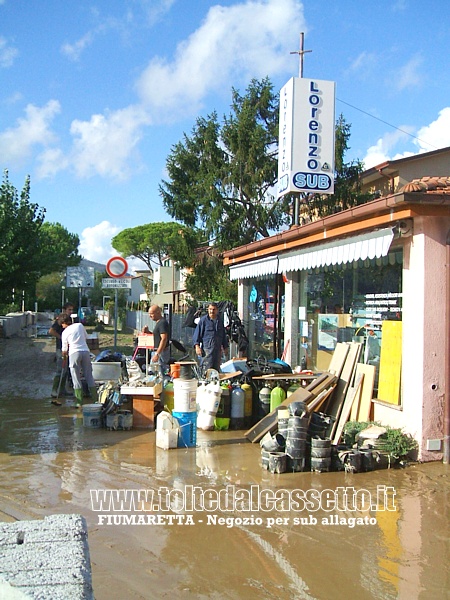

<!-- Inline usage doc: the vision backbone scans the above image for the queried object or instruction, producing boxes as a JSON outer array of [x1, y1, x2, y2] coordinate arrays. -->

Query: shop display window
[[247, 279, 278, 360], [301, 249, 403, 386]]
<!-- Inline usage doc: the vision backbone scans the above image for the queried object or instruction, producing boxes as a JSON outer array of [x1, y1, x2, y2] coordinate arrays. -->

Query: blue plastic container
[[172, 411, 197, 448]]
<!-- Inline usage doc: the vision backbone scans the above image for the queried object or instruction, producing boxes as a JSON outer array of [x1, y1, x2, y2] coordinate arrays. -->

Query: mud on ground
[[0, 331, 449, 600]]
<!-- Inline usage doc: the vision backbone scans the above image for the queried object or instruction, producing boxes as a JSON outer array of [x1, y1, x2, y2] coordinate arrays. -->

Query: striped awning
[[277, 229, 394, 273], [229, 256, 278, 281], [228, 228, 395, 281]]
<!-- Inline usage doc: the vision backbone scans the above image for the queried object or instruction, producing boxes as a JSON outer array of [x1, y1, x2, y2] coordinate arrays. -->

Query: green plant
[[343, 421, 378, 446], [378, 427, 418, 461], [85, 314, 97, 326]]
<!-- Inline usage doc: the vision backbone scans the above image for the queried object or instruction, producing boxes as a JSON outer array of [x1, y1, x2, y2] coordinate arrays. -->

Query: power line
[[336, 97, 438, 151]]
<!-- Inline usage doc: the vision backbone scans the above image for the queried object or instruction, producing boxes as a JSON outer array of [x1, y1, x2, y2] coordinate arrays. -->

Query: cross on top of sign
[[106, 256, 128, 278]]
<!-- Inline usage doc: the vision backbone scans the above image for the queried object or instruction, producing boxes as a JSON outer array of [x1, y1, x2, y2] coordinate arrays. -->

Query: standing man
[[193, 303, 229, 373], [60, 314, 97, 405], [147, 305, 170, 376], [48, 302, 74, 403]]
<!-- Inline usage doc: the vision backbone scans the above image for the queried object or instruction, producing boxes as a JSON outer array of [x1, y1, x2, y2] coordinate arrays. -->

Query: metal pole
[[114, 288, 118, 352], [290, 32, 312, 79]]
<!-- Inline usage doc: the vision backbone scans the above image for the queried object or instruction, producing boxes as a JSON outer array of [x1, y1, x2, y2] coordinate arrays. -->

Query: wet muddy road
[[0, 337, 449, 599]]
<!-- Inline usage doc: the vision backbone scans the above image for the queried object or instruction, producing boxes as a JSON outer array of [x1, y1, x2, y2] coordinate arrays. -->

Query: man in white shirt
[[60, 314, 97, 405]]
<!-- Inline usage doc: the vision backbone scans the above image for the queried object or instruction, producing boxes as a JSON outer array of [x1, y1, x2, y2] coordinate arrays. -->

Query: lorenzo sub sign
[[106, 256, 128, 278], [277, 77, 336, 197]]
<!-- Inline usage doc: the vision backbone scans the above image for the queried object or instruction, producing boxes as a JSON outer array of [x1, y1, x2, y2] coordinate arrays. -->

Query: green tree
[[111, 221, 199, 270], [0, 170, 45, 306], [160, 77, 289, 250], [37, 222, 81, 275], [0, 170, 82, 309], [185, 252, 237, 304], [36, 272, 65, 309], [303, 114, 371, 219]]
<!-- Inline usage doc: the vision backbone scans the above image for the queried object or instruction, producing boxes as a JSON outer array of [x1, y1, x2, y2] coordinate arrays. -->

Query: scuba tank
[[270, 383, 286, 412], [241, 382, 253, 427], [163, 381, 174, 412], [259, 385, 271, 416], [215, 382, 231, 430], [230, 384, 245, 430], [286, 383, 300, 398]]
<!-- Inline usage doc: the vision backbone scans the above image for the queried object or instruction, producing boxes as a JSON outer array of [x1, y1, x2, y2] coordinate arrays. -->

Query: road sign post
[[103, 257, 130, 351]]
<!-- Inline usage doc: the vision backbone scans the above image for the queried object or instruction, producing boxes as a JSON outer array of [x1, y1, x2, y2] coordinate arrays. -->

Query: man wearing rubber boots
[[60, 314, 97, 406], [49, 302, 74, 404]]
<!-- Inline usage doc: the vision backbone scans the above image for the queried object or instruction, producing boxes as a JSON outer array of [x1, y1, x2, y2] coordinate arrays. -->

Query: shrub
[[378, 427, 419, 461]]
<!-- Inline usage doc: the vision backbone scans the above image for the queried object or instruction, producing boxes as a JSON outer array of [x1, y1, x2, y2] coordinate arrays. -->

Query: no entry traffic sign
[[106, 256, 128, 278]]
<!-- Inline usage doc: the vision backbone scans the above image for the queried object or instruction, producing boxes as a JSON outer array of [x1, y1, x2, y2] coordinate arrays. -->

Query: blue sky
[[1, 0, 449, 270]]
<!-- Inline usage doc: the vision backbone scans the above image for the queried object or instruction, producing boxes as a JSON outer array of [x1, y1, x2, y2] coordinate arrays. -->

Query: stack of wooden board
[[322, 341, 377, 443], [245, 372, 337, 443], [245, 341, 377, 445]]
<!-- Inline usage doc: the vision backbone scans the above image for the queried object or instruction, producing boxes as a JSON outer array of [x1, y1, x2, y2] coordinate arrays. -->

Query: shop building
[[223, 148, 450, 461]]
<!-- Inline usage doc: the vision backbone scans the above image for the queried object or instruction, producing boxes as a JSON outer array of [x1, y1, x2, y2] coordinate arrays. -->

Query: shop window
[[247, 278, 279, 360], [302, 248, 403, 399]]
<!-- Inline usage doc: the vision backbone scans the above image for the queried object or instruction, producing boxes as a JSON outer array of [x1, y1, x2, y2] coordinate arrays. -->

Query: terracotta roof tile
[[400, 176, 450, 193]]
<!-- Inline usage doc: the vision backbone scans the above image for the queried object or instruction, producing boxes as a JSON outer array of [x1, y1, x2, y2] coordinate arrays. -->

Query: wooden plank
[[355, 363, 376, 422], [245, 371, 337, 443], [332, 373, 364, 445], [350, 378, 361, 421], [244, 386, 313, 443], [324, 342, 362, 418], [306, 384, 336, 413], [252, 373, 318, 382], [304, 371, 337, 394], [327, 342, 350, 378]]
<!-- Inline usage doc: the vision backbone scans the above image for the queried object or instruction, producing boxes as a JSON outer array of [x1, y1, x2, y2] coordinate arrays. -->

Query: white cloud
[[363, 137, 415, 169], [137, 0, 176, 26], [394, 55, 423, 91], [0, 100, 60, 165], [61, 0, 176, 61], [69, 104, 151, 179], [346, 51, 377, 76], [12, 0, 304, 180], [136, 0, 305, 120], [36, 147, 69, 179], [79, 220, 148, 273], [362, 108, 450, 169], [61, 31, 96, 62], [415, 107, 450, 152], [0, 35, 18, 67], [79, 221, 122, 265]]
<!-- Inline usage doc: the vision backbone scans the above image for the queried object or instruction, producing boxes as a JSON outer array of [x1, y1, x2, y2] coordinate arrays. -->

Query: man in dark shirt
[[146, 305, 170, 376], [193, 303, 229, 373]]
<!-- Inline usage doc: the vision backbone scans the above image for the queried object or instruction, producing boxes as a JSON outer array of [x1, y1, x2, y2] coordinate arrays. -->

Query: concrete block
[[0, 514, 94, 599]]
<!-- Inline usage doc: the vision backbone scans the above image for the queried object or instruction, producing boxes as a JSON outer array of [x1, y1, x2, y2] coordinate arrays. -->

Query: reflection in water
[[0, 394, 448, 599]]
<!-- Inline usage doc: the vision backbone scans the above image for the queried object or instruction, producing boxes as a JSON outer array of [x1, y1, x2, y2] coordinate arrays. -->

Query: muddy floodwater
[[0, 395, 448, 600]]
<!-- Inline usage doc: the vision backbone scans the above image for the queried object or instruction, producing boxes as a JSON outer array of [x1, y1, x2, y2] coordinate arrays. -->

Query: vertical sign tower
[[278, 34, 336, 202]]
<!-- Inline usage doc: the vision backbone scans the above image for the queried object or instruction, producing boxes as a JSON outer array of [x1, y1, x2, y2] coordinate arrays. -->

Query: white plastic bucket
[[173, 378, 197, 412], [197, 382, 221, 431], [82, 403, 103, 428]]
